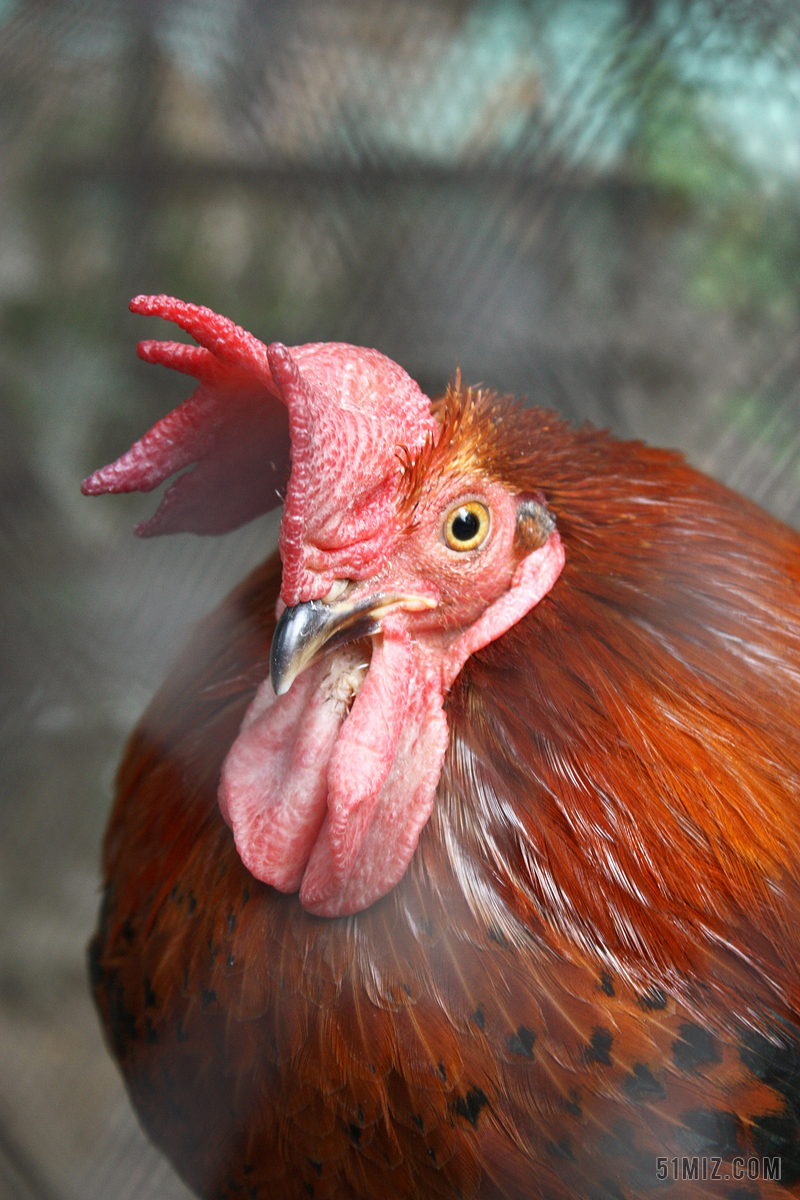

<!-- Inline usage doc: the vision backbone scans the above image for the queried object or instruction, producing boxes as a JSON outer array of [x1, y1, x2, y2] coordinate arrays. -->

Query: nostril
[[321, 579, 350, 604]]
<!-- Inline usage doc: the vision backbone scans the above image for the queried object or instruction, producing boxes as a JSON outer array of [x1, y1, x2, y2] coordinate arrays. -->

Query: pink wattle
[[300, 620, 449, 915], [218, 534, 565, 918], [217, 624, 449, 917], [217, 658, 342, 893], [325, 625, 413, 875]]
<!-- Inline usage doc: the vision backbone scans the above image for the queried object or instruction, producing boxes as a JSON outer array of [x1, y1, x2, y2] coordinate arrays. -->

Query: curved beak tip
[[269, 601, 317, 696], [269, 589, 434, 695], [269, 595, 376, 697]]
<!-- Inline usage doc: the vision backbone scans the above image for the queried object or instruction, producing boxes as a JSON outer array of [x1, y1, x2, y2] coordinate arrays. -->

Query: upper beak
[[270, 589, 435, 696]]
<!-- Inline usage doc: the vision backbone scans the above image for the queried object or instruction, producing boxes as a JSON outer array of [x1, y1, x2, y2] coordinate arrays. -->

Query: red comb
[[83, 298, 437, 602], [81, 296, 288, 536]]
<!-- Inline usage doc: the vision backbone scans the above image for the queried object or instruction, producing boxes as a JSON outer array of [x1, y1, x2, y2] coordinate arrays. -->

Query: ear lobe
[[515, 491, 556, 552]]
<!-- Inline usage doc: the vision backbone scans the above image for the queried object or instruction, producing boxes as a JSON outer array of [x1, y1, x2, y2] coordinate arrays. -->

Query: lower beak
[[270, 589, 434, 696]]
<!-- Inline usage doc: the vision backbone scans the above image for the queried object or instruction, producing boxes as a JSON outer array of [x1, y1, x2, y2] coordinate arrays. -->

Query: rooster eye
[[444, 501, 490, 551]]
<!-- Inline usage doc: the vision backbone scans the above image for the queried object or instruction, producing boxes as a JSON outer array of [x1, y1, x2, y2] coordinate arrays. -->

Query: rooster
[[85, 295, 800, 1200]]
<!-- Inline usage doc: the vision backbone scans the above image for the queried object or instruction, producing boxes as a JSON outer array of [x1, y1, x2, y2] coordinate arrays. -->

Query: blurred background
[[2, 0, 800, 1196]]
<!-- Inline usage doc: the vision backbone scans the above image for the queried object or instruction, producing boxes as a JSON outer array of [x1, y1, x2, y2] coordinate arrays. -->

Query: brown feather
[[91, 401, 800, 1198]]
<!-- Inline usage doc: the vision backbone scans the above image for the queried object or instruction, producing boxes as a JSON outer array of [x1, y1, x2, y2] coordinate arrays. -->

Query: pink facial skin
[[84, 296, 565, 917], [220, 473, 565, 917]]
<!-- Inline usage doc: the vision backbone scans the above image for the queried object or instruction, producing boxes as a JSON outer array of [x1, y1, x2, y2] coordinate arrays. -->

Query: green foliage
[[627, 53, 800, 322]]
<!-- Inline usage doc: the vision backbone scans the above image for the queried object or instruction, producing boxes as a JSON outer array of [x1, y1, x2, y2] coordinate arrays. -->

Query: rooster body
[[88, 298, 800, 1199]]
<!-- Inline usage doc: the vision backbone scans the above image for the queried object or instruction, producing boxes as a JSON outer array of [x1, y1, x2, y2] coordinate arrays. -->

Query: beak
[[270, 589, 435, 696]]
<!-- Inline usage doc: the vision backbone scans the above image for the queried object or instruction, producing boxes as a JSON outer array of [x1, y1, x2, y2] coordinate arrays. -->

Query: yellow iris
[[444, 501, 490, 551]]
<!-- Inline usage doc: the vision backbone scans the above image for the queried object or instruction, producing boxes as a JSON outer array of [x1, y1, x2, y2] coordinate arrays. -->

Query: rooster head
[[84, 297, 564, 915]]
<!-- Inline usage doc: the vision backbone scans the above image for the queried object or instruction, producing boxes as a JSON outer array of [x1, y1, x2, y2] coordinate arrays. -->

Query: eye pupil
[[451, 509, 480, 542], [444, 501, 489, 551]]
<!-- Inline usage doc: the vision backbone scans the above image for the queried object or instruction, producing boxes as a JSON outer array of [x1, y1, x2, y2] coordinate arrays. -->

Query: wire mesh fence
[[2, 1, 800, 1196]]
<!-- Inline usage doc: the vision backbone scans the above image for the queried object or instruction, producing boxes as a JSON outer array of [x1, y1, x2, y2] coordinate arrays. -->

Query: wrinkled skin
[[88, 299, 800, 1199]]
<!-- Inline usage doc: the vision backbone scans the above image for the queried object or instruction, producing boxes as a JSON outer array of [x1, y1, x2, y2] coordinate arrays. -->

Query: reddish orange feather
[[92, 401, 800, 1198]]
